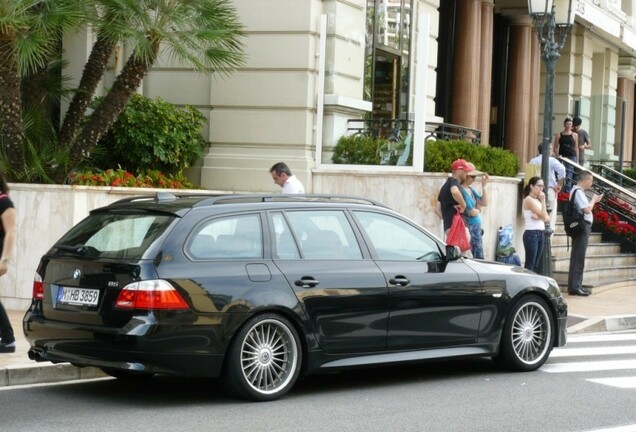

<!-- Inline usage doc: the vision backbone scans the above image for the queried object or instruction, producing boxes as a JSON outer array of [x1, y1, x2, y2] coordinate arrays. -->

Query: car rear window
[[52, 212, 175, 259]]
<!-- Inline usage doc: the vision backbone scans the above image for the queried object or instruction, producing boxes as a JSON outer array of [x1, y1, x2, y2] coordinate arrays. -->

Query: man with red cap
[[436, 159, 469, 240]]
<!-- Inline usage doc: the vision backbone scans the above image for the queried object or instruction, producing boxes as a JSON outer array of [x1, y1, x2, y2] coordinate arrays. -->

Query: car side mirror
[[445, 245, 461, 261]]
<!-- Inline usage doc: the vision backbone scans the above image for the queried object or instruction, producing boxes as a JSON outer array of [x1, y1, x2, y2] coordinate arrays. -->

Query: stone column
[[618, 58, 636, 164], [451, 0, 482, 132], [504, 14, 534, 165], [592, 48, 620, 161], [529, 31, 541, 158], [478, 0, 494, 146], [569, 26, 594, 165]]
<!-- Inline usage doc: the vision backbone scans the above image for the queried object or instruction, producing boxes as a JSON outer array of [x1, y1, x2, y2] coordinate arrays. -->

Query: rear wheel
[[222, 313, 302, 401], [495, 295, 554, 371]]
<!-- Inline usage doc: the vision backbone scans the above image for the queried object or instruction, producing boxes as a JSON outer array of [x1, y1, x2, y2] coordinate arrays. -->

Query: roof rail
[[108, 192, 387, 208], [193, 194, 388, 208], [110, 192, 221, 206]]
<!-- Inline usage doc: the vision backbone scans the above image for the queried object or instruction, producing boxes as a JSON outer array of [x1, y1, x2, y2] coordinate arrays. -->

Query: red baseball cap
[[451, 159, 470, 171]]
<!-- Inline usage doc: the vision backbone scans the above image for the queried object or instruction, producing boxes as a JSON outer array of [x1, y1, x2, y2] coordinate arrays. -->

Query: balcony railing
[[425, 122, 481, 144]]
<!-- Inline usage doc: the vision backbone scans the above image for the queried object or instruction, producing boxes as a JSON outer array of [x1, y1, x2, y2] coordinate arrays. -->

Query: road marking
[[551, 346, 636, 357], [541, 359, 636, 373], [567, 334, 636, 344], [579, 424, 636, 432], [587, 376, 636, 389]]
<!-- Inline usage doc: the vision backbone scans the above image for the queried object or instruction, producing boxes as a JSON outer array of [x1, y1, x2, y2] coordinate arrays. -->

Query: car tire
[[495, 295, 554, 372], [221, 313, 302, 402]]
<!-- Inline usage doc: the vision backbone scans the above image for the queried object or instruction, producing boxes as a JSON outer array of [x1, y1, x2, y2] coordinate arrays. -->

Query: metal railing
[[590, 163, 636, 189], [560, 158, 636, 235], [590, 160, 636, 171], [346, 118, 413, 140], [425, 122, 481, 144]]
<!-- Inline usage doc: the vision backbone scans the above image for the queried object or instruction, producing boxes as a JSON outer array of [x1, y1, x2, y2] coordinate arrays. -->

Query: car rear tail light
[[115, 280, 189, 310], [33, 272, 44, 300]]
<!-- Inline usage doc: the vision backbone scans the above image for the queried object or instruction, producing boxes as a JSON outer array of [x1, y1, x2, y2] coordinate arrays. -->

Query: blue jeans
[[562, 155, 577, 193], [523, 229, 544, 273], [468, 223, 484, 259]]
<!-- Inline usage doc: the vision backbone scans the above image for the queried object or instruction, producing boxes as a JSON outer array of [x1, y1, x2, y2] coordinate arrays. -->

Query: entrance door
[[373, 51, 399, 122]]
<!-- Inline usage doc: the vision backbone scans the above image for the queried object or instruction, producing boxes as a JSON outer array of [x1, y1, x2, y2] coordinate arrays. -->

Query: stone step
[[550, 232, 604, 247], [591, 278, 636, 295], [552, 254, 636, 272], [553, 266, 636, 288], [552, 242, 622, 258]]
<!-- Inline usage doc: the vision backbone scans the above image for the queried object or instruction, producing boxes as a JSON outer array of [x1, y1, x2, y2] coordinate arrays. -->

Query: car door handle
[[294, 277, 319, 288], [389, 276, 410, 287]]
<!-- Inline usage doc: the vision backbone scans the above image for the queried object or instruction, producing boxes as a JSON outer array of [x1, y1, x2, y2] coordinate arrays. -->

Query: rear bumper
[[23, 309, 239, 377]]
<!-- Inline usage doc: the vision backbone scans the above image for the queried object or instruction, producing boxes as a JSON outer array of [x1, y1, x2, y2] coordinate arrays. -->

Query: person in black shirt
[[552, 117, 579, 193], [572, 116, 592, 166], [435, 159, 468, 241], [0, 170, 17, 353]]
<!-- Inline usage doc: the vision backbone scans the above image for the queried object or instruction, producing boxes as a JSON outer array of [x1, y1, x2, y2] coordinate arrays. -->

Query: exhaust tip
[[28, 349, 44, 362]]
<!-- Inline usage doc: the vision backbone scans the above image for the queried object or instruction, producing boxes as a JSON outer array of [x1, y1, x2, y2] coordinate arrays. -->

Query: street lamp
[[528, 0, 574, 277]]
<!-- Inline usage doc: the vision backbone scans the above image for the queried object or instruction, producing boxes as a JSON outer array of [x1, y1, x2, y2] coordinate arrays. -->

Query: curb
[[567, 314, 636, 334], [1, 363, 106, 388]]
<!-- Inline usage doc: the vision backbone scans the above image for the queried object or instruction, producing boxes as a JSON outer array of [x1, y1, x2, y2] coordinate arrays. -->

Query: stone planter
[[591, 221, 604, 233], [601, 229, 636, 253]]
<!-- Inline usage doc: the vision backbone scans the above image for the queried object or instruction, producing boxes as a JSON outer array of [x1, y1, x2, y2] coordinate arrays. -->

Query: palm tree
[[66, 0, 245, 171], [0, 0, 87, 178]]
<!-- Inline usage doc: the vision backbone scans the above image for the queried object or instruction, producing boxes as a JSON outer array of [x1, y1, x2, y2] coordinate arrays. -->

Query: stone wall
[[2, 173, 525, 310]]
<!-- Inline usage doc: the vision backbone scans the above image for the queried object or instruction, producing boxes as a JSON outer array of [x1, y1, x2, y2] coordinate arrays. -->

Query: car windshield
[[51, 212, 175, 260]]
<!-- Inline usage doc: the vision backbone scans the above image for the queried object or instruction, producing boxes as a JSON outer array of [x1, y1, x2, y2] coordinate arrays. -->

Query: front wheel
[[495, 295, 554, 371], [221, 313, 302, 401]]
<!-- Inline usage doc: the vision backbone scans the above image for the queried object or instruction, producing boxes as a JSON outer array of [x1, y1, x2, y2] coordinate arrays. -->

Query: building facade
[[64, 0, 636, 192]]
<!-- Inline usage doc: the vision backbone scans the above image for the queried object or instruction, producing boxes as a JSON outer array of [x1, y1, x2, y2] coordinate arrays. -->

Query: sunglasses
[[468, 175, 477, 179]]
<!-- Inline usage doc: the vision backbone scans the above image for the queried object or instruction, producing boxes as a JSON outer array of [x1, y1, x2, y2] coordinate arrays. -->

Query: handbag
[[447, 210, 471, 252]]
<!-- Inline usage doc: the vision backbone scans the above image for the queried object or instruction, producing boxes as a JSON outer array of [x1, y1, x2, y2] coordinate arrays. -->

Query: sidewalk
[[2, 286, 636, 388]]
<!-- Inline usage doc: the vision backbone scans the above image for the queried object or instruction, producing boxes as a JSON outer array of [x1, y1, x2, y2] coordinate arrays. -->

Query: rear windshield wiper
[[53, 244, 100, 257]]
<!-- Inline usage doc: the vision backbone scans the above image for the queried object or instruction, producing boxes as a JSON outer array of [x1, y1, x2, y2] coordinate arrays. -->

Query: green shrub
[[94, 94, 207, 176], [424, 140, 518, 177], [623, 168, 636, 181], [332, 134, 519, 177], [332, 134, 385, 165]]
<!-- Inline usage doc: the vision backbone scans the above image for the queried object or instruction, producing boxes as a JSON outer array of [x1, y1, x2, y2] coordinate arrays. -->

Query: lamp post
[[528, 0, 574, 277]]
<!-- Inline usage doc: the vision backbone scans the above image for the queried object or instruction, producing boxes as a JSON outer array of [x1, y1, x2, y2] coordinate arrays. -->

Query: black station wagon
[[24, 193, 567, 401]]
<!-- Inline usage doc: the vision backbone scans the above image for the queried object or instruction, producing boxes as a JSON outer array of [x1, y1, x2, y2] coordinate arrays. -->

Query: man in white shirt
[[270, 162, 305, 194], [568, 171, 603, 296], [528, 144, 566, 234]]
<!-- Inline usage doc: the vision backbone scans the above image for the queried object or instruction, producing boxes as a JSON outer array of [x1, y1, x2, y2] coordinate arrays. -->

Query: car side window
[[353, 211, 441, 261], [271, 212, 300, 259], [187, 214, 262, 259], [284, 210, 362, 260]]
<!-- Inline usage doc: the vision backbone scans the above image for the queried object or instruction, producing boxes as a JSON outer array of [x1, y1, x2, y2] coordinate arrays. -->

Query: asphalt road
[[1, 331, 635, 432]]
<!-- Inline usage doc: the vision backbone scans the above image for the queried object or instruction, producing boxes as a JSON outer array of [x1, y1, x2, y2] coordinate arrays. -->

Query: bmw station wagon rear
[[24, 193, 567, 401]]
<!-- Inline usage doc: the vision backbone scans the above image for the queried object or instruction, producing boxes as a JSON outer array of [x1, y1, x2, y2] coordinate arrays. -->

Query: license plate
[[57, 287, 100, 306]]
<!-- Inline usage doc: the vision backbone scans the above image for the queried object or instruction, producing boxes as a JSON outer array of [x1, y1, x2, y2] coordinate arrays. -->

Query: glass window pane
[[271, 212, 300, 259], [285, 211, 362, 260], [354, 211, 441, 261], [188, 214, 262, 259], [55, 213, 174, 259]]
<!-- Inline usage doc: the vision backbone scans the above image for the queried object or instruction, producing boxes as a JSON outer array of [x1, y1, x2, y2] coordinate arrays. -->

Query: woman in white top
[[522, 176, 550, 272]]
